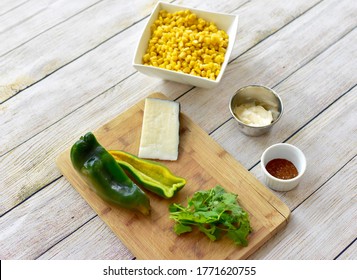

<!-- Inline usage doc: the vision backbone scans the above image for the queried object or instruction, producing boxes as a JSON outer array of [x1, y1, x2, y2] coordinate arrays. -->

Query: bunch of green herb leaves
[[169, 185, 252, 246]]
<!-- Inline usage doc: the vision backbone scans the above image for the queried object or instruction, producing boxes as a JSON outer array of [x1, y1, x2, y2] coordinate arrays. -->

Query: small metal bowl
[[229, 85, 283, 136]]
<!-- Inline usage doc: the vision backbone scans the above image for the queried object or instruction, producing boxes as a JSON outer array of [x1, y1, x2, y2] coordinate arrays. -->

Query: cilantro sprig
[[169, 185, 252, 246]]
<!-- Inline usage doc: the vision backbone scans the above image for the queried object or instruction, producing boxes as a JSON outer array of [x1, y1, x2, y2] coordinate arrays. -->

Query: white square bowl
[[132, 1, 239, 89]]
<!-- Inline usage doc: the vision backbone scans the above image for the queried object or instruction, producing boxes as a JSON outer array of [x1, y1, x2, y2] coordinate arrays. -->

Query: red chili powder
[[266, 158, 298, 180]]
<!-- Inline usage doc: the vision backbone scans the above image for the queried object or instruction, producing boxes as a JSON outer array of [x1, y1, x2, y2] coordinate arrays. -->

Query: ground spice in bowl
[[265, 158, 298, 180]]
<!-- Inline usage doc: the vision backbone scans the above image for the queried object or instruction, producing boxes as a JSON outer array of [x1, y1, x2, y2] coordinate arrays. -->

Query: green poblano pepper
[[70, 132, 151, 215]]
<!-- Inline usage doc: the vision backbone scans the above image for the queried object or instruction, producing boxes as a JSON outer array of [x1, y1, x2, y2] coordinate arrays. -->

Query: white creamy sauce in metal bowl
[[233, 102, 274, 127]]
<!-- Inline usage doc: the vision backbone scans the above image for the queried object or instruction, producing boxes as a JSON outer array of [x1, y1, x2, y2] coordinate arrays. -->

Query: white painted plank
[[0, 0, 246, 103], [0, 0, 350, 215], [248, 87, 357, 210], [0, 19, 146, 149], [0, 0, 353, 215], [0, 0, 318, 102], [0, 178, 95, 259], [249, 153, 357, 259], [0, 0, 334, 155], [337, 240, 357, 260], [178, 0, 356, 134], [0, 0, 323, 132], [0, 0, 250, 147], [0, 74, 189, 257], [229, 0, 322, 56], [37, 216, 134, 260], [0, 0, 100, 56], [0, 0, 28, 16], [0, 74, 183, 215], [21, 85, 357, 260], [0, 0, 355, 258], [40, 36, 357, 261], [0, 0, 173, 102], [212, 28, 357, 170]]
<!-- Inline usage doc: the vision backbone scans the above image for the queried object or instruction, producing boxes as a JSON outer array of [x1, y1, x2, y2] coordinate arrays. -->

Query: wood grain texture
[[212, 27, 357, 170], [56, 93, 289, 260], [0, 178, 95, 259], [1, 0, 356, 261], [0, 18, 146, 151], [0, 0, 245, 103], [38, 216, 134, 260], [0, 0, 173, 102], [0, 73, 188, 216], [179, 0, 356, 134], [337, 239, 357, 260], [0, 0, 100, 57], [0, 0, 325, 153], [0, 0, 326, 215], [249, 153, 357, 259], [0, 0, 319, 103], [231, 87, 357, 259], [0, 0, 29, 16], [250, 86, 357, 208]]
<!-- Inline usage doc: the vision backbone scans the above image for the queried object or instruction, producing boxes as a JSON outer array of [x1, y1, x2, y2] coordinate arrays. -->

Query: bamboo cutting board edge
[[56, 92, 290, 259]]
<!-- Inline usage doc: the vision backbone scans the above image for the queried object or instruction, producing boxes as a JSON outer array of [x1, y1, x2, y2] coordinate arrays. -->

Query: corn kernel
[[178, 52, 186, 59], [183, 67, 190, 73], [214, 55, 224, 63]]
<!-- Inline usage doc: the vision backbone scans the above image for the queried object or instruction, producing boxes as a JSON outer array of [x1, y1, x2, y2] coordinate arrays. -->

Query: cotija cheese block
[[138, 98, 180, 161]]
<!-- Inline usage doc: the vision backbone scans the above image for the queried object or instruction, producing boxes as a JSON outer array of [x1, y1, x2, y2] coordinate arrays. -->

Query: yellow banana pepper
[[109, 150, 186, 199]]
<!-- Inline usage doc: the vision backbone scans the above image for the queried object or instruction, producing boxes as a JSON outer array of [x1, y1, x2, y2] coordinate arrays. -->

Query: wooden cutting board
[[56, 92, 290, 260]]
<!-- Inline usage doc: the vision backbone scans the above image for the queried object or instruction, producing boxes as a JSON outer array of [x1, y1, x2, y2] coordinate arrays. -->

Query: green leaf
[[197, 224, 217, 241], [174, 224, 192, 235], [226, 223, 251, 247], [168, 185, 251, 247], [168, 203, 179, 213]]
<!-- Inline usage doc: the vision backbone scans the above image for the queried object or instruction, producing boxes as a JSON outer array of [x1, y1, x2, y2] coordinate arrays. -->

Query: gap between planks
[[0, 0, 356, 260], [0, 0, 319, 105], [0, 0, 105, 58], [1, 0, 354, 217], [36, 94, 357, 259], [34, 85, 357, 259], [0, 0, 330, 156], [0, 0, 246, 103]]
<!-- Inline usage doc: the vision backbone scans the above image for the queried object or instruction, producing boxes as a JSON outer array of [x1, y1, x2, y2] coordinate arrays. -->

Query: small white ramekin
[[260, 143, 306, 191]]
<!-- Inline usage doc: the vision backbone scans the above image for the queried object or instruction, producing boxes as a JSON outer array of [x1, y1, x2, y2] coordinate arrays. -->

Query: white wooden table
[[0, 0, 356, 260]]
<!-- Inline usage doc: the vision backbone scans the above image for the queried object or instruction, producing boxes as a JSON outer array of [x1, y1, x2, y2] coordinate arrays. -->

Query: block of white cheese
[[138, 98, 180, 161]]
